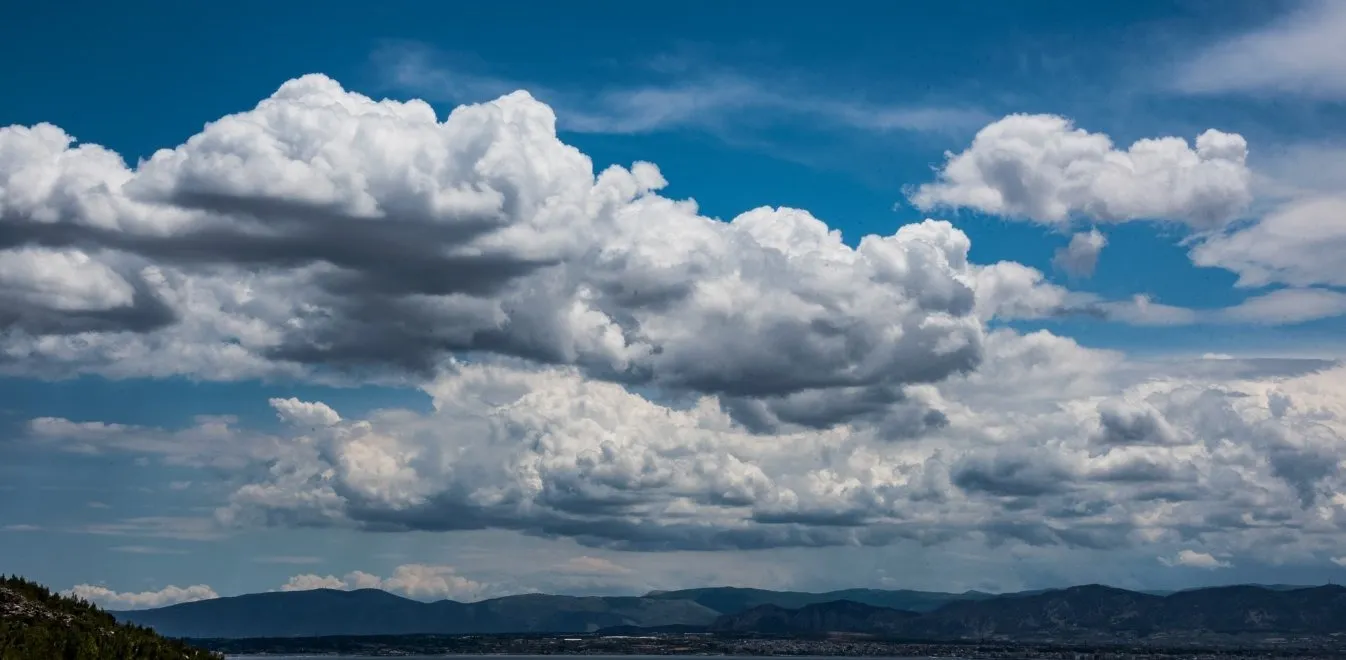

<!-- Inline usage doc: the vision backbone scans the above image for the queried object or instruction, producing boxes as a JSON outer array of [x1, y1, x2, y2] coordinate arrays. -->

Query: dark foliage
[[710, 599, 921, 634], [0, 575, 221, 660]]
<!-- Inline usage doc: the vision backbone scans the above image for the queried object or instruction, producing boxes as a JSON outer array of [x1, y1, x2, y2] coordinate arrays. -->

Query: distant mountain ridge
[[644, 585, 994, 614], [112, 583, 1346, 641], [115, 588, 720, 638], [712, 584, 1346, 641]]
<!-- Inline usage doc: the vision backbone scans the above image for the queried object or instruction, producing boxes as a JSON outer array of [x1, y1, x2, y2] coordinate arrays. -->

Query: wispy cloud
[[553, 556, 634, 576], [1172, 0, 1346, 99], [374, 42, 988, 137], [110, 545, 188, 555], [1084, 289, 1346, 327], [254, 555, 324, 565], [78, 516, 226, 542], [67, 583, 217, 610]]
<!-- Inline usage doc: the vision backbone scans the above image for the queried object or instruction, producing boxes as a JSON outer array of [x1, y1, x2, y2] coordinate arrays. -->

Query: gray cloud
[[951, 450, 1077, 498], [20, 345, 1345, 559], [1092, 400, 1184, 450], [1052, 229, 1107, 278], [0, 76, 992, 422], [5, 75, 1346, 566]]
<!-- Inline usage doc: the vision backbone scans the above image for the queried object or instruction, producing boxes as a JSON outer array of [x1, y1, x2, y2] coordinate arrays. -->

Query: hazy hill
[[646, 585, 985, 614], [0, 575, 220, 659], [111, 582, 1346, 641], [111, 588, 452, 638], [710, 584, 1346, 641], [116, 588, 720, 638], [709, 599, 921, 634], [912, 584, 1163, 639]]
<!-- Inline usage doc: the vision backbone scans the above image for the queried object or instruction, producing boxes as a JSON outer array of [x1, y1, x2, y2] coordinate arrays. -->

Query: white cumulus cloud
[[909, 114, 1251, 229], [280, 564, 489, 601], [0, 74, 998, 430], [66, 584, 218, 610], [1159, 550, 1232, 570], [270, 397, 342, 427]]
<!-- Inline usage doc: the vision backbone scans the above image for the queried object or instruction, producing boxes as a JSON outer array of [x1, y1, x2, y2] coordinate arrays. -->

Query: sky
[[2, 0, 1346, 610]]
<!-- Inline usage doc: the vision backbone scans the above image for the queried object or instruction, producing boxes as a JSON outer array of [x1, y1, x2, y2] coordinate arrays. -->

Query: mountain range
[[111, 583, 1346, 641]]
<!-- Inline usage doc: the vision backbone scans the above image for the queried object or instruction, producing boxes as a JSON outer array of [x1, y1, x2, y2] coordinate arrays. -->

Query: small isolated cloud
[[279, 573, 348, 591], [1053, 229, 1108, 278], [280, 564, 490, 601], [87, 501, 110, 509], [66, 584, 218, 610], [1332, 556, 1346, 568], [0, 524, 41, 532], [909, 114, 1250, 229], [270, 397, 342, 427], [1173, 0, 1346, 100], [554, 556, 635, 576], [1159, 549, 1232, 570]]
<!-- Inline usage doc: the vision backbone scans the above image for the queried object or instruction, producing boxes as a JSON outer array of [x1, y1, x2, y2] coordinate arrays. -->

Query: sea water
[[236, 655, 935, 659]]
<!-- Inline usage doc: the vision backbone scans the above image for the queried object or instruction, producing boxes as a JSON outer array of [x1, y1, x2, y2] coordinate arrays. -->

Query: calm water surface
[[235, 656, 936, 659]]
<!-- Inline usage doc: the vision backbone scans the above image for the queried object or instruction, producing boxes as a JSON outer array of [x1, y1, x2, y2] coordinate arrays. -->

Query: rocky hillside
[[0, 575, 221, 659]]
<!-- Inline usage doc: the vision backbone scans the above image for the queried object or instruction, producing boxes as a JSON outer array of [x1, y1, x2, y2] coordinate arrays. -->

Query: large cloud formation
[[0, 74, 999, 430], [32, 343, 1345, 559], [8, 76, 1345, 566]]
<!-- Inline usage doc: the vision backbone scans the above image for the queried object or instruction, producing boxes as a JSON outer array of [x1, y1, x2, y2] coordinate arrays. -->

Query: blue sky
[[3, 0, 1346, 608]]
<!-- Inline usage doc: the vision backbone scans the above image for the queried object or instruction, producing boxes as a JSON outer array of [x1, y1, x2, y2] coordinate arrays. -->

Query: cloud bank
[[6, 75, 1344, 582], [66, 584, 218, 610], [280, 564, 490, 601], [0, 75, 1007, 432]]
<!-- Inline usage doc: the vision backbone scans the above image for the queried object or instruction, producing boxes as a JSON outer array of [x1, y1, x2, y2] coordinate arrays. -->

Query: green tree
[[1, 575, 222, 660]]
